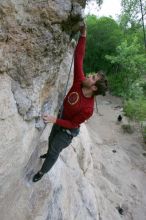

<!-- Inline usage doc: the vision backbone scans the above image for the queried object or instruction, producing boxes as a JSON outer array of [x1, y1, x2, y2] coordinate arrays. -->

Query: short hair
[[93, 70, 108, 96]]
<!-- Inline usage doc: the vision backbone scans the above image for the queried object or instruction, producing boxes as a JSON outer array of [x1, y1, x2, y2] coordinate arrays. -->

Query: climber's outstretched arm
[[73, 22, 87, 83]]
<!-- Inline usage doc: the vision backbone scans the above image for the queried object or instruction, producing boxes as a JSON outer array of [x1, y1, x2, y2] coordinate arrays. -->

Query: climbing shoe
[[40, 154, 47, 159], [33, 171, 44, 182]]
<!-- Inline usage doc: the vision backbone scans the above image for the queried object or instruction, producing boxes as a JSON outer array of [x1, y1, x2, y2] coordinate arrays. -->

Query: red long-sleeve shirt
[[56, 36, 94, 129]]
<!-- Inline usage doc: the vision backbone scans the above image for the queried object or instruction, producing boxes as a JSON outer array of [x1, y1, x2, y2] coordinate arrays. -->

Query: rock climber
[[33, 22, 108, 182]]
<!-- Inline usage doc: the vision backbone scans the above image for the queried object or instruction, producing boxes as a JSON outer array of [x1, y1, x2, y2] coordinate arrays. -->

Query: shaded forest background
[[83, 0, 146, 129]]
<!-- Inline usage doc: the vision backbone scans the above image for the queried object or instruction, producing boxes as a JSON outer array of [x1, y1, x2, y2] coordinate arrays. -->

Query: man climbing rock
[[33, 22, 108, 182]]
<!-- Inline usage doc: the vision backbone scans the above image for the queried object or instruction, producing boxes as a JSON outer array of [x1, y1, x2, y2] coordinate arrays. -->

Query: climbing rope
[[58, 33, 80, 119], [59, 31, 99, 118]]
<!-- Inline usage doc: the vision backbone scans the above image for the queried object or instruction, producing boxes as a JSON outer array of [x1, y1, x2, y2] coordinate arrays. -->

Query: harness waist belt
[[62, 128, 72, 136]]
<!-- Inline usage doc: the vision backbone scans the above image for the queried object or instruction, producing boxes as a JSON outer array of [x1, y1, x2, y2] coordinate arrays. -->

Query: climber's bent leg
[[40, 124, 60, 159], [33, 130, 73, 182], [40, 131, 73, 173]]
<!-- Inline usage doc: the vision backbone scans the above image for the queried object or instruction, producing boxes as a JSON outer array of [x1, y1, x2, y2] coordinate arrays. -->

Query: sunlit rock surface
[[0, 1, 146, 220]]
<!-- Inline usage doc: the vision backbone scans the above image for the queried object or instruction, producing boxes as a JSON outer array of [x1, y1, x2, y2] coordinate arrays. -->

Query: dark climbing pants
[[40, 124, 79, 173]]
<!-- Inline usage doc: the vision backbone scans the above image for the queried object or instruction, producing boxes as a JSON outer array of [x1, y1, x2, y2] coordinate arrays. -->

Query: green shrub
[[140, 81, 146, 96], [107, 72, 130, 97], [128, 81, 144, 99], [142, 126, 146, 144], [124, 98, 146, 121]]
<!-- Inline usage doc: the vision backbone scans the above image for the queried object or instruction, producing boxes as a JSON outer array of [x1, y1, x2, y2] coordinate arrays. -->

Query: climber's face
[[82, 74, 101, 88]]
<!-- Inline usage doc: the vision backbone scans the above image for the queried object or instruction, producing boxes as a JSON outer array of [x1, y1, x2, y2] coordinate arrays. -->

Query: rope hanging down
[[59, 34, 80, 119], [35, 41, 78, 130]]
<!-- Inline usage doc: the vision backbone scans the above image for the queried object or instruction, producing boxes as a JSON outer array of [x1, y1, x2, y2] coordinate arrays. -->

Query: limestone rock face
[[1, 1, 146, 220], [0, 0, 84, 121], [0, 1, 91, 219]]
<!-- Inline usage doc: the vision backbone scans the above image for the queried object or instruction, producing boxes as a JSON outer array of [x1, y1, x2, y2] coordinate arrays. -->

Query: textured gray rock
[[1, 1, 146, 220], [13, 87, 32, 116], [0, 1, 98, 220], [0, 0, 84, 122], [0, 74, 17, 119]]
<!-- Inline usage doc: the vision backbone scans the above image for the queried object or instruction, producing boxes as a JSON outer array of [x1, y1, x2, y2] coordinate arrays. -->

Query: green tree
[[105, 37, 146, 97], [119, 0, 146, 50], [120, 0, 146, 29], [84, 15, 123, 74]]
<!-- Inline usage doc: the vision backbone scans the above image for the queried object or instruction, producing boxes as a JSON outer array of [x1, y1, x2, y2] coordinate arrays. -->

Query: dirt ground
[[86, 93, 146, 220]]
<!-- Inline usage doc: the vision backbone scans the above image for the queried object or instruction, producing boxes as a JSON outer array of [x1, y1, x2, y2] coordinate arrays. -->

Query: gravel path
[[86, 94, 146, 220]]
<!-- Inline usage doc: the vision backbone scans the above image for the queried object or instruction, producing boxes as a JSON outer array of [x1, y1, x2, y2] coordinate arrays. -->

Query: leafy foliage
[[119, 0, 146, 50], [84, 15, 123, 73], [124, 98, 146, 121], [120, 0, 146, 28], [105, 37, 146, 97], [83, 9, 146, 121]]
